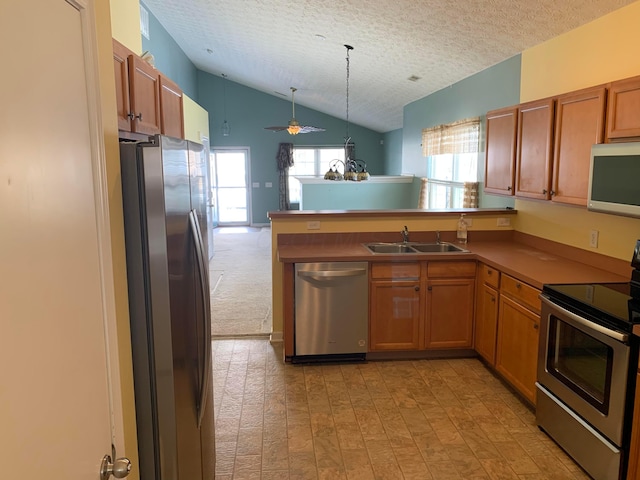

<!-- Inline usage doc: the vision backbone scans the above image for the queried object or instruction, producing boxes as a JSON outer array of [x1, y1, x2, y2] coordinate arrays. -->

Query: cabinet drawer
[[427, 261, 476, 278], [500, 274, 541, 313], [479, 263, 500, 288], [371, 262, 420, 280]]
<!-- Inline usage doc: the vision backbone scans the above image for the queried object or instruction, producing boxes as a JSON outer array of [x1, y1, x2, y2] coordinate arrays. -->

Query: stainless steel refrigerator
[[120, 135, 215, 480]]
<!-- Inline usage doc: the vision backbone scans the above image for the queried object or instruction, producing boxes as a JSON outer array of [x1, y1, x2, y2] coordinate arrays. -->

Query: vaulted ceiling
[[141, 0, 635, 132]]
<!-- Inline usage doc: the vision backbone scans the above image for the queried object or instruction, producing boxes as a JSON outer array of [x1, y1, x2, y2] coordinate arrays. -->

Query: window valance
[[422, 117, 480, 157]]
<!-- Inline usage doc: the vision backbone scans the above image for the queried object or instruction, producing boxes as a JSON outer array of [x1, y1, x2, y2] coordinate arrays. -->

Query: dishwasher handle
[[297, 268, 367, 279]]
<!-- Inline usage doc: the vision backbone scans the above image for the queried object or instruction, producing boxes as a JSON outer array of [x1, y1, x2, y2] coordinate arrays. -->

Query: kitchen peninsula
[[269, 208, 631, 404]]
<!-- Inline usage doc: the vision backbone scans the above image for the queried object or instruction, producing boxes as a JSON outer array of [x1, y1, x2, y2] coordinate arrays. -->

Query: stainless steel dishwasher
[[294, 262, 368, 361]]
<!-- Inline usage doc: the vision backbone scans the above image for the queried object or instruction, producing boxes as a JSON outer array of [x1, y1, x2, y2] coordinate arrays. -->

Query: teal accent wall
[[140, 2, 197, 99], [383, 129, 403, 174], [196, 71, 385, 224], [138, 3, 524, 217], [402, 55, 522, 208]]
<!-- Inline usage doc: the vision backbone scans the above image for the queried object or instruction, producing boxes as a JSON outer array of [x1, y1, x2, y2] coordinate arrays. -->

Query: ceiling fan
[[264, 87, 325, 135]]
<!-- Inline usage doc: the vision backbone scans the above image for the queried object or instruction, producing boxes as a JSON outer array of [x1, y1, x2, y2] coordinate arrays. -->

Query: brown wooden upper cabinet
[[485, 85, 607, 206], [515, 98, 555, 201], [606, 75, 640, 142], [112, 38, 184, 139], [552, 86, 606, 206], [112, 39, 134, 132], [484, 106, 517, 195], [159, 75, 185, 139], [128, 54, 162, 135]]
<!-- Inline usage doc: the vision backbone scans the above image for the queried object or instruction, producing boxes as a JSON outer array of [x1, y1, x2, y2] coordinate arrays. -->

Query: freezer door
[[120, 141, 179, 480], [155, 136, 206, 480]]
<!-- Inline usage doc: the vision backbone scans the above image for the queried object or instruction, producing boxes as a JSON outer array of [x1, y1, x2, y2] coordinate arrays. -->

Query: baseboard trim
[[270, 331, 283, 344]]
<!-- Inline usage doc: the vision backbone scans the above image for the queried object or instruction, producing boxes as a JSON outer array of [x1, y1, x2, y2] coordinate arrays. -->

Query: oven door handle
[[540, 295, 629, 344]]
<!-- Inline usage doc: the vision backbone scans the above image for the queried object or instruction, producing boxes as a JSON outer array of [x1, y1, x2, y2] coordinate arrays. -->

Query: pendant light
[[344, 44, 353, 146], [324, 44, 360, 181], [221, 74, 230, 137], [343, 45, 358, 181]]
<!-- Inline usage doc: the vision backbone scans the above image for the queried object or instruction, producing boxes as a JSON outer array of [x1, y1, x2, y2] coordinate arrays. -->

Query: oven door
[[538, 295, 630, 446]]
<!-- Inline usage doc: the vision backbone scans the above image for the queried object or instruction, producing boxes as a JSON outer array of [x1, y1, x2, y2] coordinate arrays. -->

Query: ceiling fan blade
[[264, 125, 325, 134], [263, 88, 325, 133], [298, 126, 326, 133]]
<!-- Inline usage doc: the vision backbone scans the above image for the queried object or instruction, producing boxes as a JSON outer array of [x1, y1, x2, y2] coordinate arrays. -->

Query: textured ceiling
[[142, 0, 635, 132]]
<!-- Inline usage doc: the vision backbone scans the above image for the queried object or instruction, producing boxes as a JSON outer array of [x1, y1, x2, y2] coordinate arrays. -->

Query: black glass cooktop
[[543, 282, 640, 331]]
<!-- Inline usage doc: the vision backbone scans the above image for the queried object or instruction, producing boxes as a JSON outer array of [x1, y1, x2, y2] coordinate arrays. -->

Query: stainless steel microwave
[[588, 142, 640, 218]]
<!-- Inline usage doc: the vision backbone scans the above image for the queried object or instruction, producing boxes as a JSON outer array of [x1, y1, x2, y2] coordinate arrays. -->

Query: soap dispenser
[[457, 214, 468, 244]]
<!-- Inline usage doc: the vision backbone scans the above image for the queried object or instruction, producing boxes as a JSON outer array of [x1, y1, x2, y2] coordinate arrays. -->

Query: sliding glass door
[[210, 148, 251, 225]]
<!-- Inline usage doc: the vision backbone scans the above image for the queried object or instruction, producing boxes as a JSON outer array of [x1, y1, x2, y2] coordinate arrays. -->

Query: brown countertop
[[277, 238, 629, 289], [268, 208, 517, 220]]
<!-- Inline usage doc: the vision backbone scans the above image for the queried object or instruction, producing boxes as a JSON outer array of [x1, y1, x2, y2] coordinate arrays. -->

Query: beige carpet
[[209, 227, 272, 336]]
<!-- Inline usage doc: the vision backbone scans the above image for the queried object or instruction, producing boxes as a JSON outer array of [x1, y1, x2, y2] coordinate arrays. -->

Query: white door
[[0, 1, 124, 478], [211, 148, 251, 225]]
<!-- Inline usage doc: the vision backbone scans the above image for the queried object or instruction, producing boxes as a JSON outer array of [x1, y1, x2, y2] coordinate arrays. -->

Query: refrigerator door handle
[[188, 209, 212, 428]]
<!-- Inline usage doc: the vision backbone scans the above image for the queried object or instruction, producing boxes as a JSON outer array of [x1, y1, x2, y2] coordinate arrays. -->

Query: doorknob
[[100, 455, 131, 479]]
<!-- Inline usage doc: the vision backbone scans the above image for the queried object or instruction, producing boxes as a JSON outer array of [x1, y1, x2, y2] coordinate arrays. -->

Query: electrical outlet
[[497, 217, 511, 226], [307, 221, 320, 230], [589, 230, 599, 248]]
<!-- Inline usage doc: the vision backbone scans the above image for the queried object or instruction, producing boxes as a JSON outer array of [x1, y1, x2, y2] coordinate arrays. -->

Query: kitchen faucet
[[436, 231, 441, 244], [401, 226, 409, 243]]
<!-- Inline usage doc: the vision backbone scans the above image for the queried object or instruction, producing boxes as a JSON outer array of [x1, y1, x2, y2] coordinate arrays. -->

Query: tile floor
[[212, 338, 590, 480]]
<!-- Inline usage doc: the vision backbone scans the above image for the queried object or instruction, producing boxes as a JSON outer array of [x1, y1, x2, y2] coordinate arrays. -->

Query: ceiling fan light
[[287, 119, 301, 135]]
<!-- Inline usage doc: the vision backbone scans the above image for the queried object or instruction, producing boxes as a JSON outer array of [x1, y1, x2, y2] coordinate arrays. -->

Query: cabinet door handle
[[550, 190, 556, 196], [507, 186, 512, 191], [490, 296, 496, 303], [127, 112, 135, 120], [534, 323, 539, 330], [515, 283, 522, 289], [427, 286, 432, 291], [135, 113, 143, 121], [414, 286, 420, 292], [542, 189, 547, 194]]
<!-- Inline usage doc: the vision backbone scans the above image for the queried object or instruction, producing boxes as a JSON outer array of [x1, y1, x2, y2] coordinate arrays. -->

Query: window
[[419, 117, 480, 209], [288, 146, 345, 204]]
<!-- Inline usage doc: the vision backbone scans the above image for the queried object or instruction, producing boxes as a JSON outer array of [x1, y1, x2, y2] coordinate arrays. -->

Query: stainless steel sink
[[411, 242, 468, 253], [364, 242, 469, 254], [365, 243, 415, 254]]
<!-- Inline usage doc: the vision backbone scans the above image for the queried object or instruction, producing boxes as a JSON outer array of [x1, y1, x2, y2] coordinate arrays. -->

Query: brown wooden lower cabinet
[[425, 261, 476, 349], [495, 294, 540, 404], [368, 260, 476, 352], [474, 263, 501, 365], [369, 262, 423, 351], [369, 279, 423, 351], [475, 282, 499, 364]]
